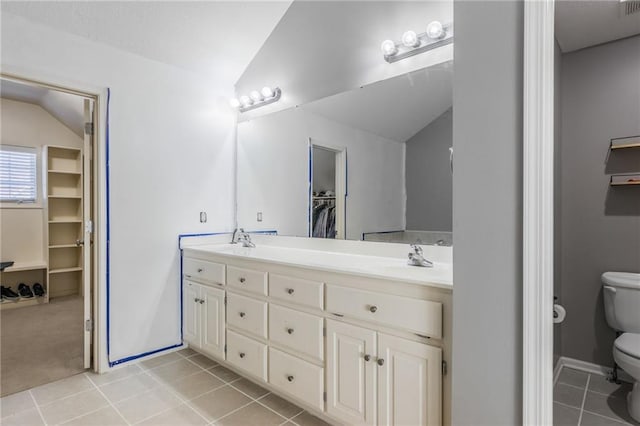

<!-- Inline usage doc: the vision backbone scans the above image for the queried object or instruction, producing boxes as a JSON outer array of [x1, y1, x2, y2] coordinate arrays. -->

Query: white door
[[377, 334, 442, 426], [183, 281, 201, 347], [201, 285, 225, 359], [326, 319, 376, 425], [82, 99, 92, 368]]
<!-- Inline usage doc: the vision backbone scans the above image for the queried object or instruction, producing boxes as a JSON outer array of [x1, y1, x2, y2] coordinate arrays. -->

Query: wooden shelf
[[49, 244, 80, 249], [611, 181, 640, 186], [49, 267, 82, 274], [610, 136, 640, 150], [48, 195, 81, 199], [48, 170, 82, 175], [611, 143, 640, 150], [610, 173, 640, 187], [1, 261, 48, 273], [48, 219, 82, 223]]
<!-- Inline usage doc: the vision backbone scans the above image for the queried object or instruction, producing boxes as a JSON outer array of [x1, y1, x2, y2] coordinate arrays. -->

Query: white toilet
[[602, 271, 640, 423]]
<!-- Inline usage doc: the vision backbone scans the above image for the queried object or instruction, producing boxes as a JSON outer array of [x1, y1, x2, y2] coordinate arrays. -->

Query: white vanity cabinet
[[181, 247, 451, 426]]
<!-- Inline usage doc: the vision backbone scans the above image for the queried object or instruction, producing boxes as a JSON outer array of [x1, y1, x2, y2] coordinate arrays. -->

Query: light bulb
[[261, 86, 274, 98], [426, 21, 445, 39], [239, 95, 253, 107], [401, 30, 419, 48], [380, 39, 397, 56], [229, 98, 241, 108], [250, 90, 263, 102]]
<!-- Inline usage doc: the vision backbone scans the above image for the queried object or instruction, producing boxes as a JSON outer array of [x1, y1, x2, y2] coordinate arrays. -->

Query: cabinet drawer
[[269, 347, 324, 411], [227, 330, 267, 381], [227, 293, 268, 339], [227, 266, 267, 295], [269, 274, 323, 310], [269, 304, 324, 361], [326, 285, 442, 339], [183, 258, 225, 285]]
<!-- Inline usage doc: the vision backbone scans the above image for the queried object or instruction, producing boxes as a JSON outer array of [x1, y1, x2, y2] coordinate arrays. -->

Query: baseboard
[[554, 355, 633, 384]]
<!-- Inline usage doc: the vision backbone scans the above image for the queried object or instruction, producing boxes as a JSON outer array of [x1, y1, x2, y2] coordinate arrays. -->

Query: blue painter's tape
[[110, 343, 183, 367], [105, 88, 111, 360]]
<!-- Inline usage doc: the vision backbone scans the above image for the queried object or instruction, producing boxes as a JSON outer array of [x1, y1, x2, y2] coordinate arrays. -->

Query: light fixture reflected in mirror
[[231, 87, 282, 113], [382, 21, 453, 63]]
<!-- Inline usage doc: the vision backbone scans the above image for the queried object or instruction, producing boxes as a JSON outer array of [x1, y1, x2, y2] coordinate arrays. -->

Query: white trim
[[522, 1, 555, 425], [554, 356, 634, 384]]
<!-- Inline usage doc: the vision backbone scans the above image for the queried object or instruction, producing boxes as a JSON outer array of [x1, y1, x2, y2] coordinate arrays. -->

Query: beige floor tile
[[1, 407, 44, 426], [553, 383, 585, 409], [62, 406, 127, 426], [168, 371, 225, 400], [258, 393, 304, 419], [31, 374, 93, 406], [177, 348, 198, 358], [86, 365, 142, 387], [230, 378, 269, 399], [0, 390, 35, 418], [114, 387, 182, 424], [149, 359, 203, 384], [139, 352, 182, 370], [553, 402, 580, 426], [39, 389, 109, 425], [557, 368, 589, 389], [189, 354, 218, 369], [99, 372, 159, 403], [190, 385, 251, 421], [580, 411, 629, 426], [583, 391, 638, 425], [291, 411, 332, 426], [216, 401, 286, 426], [138, 403, 208, 426], [208, 366, 241, 383]]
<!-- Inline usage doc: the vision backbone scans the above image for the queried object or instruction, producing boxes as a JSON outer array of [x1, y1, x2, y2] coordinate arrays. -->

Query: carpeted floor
[[0, 295, 85, 397]]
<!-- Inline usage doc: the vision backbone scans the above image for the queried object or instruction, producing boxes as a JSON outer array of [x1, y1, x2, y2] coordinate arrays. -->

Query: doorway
[[309, 140, 346, 239], [0, 76, 97, 396]]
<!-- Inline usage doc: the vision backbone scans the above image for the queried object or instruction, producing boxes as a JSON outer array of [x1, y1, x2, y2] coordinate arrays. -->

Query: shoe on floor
[[18, 283, 34, 299], [1, 286, 19, 301], [33, 283, 45, 297]]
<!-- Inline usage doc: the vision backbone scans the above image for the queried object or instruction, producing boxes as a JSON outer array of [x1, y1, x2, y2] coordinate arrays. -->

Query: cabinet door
[[201, 285, 226, 360], [377, 334, 442, 426], [326, 319, 376, 425], [183, 280, 201, 348]]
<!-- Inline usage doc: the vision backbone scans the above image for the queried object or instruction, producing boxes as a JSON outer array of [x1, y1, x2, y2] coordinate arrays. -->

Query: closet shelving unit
[[608, 136, 640, 188], [45, 146, 84, 299]]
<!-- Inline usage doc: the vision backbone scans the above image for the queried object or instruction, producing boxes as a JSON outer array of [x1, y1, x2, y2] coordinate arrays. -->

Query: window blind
[[0, 146, 37, 202]]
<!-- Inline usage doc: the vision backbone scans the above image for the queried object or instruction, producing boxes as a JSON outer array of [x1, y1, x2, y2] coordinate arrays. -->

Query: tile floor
[[554, 367, 639, 426], [0, 349, 332, 426]]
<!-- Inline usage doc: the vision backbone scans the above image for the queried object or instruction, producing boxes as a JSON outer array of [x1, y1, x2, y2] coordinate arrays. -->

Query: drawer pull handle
[[377, 358, 385, 366], [194, 298, 200, 303], [369, 305, 378, 313], [239, 277, 246, 283], [286, 288, 294, 295], [199, 299, 204, 304], [364, 354, 371, 362], [287, 328, 294, 334], [197, 268, 203, 273], [287, 375, 295, 382], [239, 312, 246, 318], [239, 352, 246, 358]]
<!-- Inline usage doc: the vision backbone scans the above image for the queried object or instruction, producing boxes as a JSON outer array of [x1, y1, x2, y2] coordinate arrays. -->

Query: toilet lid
[[615, 333, 640, 359], [602, 272, 640, 289]]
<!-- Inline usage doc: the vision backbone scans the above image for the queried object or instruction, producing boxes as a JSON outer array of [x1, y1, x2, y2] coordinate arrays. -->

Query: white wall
[[1, 98, 83, 264], [237, 107, 405, 240], [1, 12, 236, 367]]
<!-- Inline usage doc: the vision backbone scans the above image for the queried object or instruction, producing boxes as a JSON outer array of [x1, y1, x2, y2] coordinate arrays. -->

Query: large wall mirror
[[236, 2, 453, 246]]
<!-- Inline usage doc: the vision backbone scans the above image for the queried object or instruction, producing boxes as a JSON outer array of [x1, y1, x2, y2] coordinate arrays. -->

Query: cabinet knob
[[364, 354, 371, 362], [199, 299, 204, 304], [197, 268, 203, 273], [377, 358, 385, 366], [287, 328, 294, 334], [239, 277, 246, 283], [287, 375, 295, 382], [194, 298, 199, 303], [369, 305, 378, 313], [239, 352, 245, 358], [239, 312, 246, 318], [287, 288, 294, 295]]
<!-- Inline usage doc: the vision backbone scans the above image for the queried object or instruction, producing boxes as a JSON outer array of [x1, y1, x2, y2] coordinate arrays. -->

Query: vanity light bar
[[230, 87, 282, 113], [381, 21, 453, 63]]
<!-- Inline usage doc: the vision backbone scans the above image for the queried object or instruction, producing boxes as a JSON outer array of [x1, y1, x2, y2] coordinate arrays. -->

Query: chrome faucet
[[407, 244, 433, 267], [231, 228, 255, 248]]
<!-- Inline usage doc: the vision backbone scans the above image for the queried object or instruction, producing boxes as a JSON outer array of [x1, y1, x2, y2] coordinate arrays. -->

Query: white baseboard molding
[[554, 356, 633, 384]]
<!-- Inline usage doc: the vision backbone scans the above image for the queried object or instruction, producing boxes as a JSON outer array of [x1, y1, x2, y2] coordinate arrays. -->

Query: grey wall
[[558, 35, 640, 367], [554, 39, 563, 368], [313, 147, 335, 193], [452, 1, 523, 424], [405, 108, 452, 232]]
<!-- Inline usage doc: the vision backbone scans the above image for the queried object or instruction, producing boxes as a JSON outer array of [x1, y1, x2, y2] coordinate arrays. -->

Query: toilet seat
[[615, 333, 640, 360]]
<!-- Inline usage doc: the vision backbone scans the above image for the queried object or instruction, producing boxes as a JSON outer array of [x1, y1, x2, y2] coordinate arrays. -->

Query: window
[[0, 145, 38, 203]]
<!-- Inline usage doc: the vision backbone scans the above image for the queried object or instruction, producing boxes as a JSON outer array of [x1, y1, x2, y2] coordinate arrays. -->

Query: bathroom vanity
[[180, 235, 452, 426]]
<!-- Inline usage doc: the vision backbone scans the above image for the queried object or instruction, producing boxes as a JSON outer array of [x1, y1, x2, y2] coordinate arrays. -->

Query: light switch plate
[[200, 212, 207, 223], [257, 212, 263, 222]]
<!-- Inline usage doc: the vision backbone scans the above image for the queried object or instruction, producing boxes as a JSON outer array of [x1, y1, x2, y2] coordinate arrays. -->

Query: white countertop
[[183, 241, 453, 290]]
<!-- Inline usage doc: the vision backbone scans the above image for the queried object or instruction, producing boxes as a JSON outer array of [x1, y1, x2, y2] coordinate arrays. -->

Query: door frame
[[522, 0, 555, 424], [1, 71, 108, 373]]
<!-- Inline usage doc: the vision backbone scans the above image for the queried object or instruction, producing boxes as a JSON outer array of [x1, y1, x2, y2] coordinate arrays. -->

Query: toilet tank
[[602, 272, 640, 333]]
